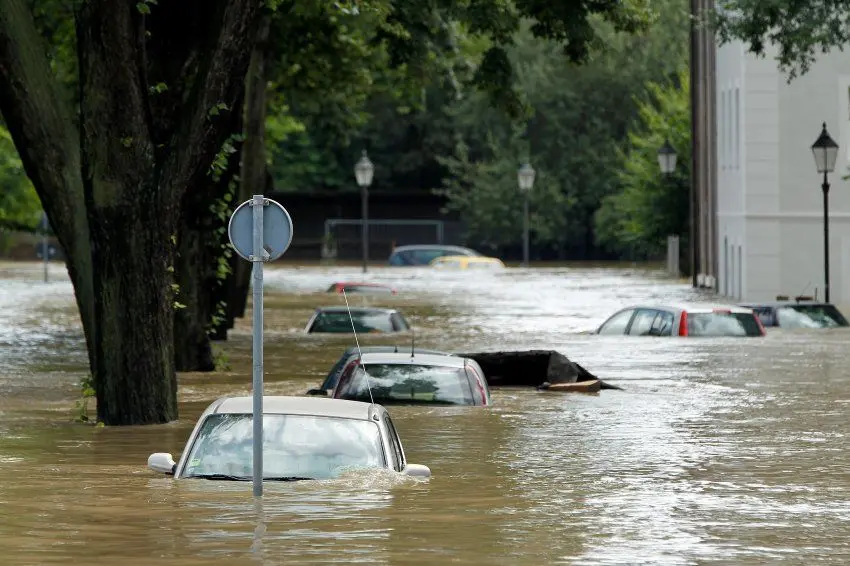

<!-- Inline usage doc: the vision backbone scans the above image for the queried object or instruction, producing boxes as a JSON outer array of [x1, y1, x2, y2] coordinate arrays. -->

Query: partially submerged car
[[429, 255, 505, 270], [332, 352, 491, 406], [388, 244, 481, 266], [326, 282, 398, 295], [147, 396, 431, 480], [307, 345, 454, 395], [595, 303, 765, 337], [305, 306, 410, 334], [741, 298, 849, 329]]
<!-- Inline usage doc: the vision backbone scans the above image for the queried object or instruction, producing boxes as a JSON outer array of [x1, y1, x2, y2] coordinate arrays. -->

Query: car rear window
[[777, 304, 849, 328], [338, 363, 475, 405], [310, 311, 395, 333], [687, 312, 763, 337]]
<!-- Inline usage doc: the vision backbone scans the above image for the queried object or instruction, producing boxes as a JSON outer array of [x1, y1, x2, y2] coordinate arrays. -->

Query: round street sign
[[227, 197, 293, 262]]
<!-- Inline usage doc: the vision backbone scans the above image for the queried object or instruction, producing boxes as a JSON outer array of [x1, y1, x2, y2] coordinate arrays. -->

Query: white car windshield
[[339, 364, 475, 405], [182, 414, 385, 479]]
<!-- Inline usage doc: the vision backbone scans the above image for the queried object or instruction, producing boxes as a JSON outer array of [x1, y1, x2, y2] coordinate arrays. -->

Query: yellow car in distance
[[429, 255, 505, 270]]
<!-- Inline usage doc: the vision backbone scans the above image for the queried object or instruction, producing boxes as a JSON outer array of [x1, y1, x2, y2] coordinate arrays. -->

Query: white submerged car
[[147, 396, 431, 481]]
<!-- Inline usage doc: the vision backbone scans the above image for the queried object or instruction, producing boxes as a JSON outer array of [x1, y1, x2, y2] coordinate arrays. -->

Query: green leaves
[[714, 0, 850, 79], [594, 68, 691, 258], [0, 124, 41, 231]]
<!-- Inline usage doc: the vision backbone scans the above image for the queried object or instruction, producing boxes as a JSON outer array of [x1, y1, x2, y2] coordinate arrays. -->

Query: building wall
[[715, 41, 850, 303]]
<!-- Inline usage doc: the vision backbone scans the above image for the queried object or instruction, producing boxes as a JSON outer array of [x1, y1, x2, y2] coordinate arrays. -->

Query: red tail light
[[467, 366, 488, 406], [678, 311, 688, 336], [333, 359, 360, 397], [753, 313, 766, 336]]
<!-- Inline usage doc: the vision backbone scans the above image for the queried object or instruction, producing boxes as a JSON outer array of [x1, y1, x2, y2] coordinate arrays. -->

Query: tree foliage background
[[1, 0, 693, 262]]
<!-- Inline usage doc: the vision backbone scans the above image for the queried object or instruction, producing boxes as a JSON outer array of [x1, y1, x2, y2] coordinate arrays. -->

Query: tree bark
[[0, 0, 97, 373], [0, 0, 262, 424], [215, 13, 270, 337]]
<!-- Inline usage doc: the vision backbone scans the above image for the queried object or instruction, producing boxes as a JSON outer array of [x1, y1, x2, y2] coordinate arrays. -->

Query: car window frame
[[597, 309, 637, 335], [383, 414, 406, 471], [626, 308, 662, 336]]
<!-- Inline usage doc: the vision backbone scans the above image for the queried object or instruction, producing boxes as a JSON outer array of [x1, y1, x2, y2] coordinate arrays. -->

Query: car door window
[[383, 415, 405, 471], [598, 309, 636, 335], [627, 309, 659, 335], [649, 310, 674, 336]]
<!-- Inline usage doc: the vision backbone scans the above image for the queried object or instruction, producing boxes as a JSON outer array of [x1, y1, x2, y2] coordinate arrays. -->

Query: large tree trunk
[[0, 0, 262, 425], [173, 203, 217, 372], [212, 14, 270, 339], [174, 129, 244, 368], [0, 0, 97, 373]]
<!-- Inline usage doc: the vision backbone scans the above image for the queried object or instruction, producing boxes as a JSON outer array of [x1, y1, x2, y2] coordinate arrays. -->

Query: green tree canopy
[[714, 0, 850, 78], [594, 68, 691, 259]]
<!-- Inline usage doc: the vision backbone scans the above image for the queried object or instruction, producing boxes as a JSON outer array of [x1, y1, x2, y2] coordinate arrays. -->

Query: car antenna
[[342, 289, 375, 405], [411, 328, 415, 358]]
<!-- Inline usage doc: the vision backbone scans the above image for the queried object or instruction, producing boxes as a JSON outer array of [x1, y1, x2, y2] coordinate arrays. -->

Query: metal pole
[[251, 194, 265, 497], [522, 193, 529, 267], [41, 212, 48, 283], [689, 0, 700, 288], [823, 173, 830, 304], [361, 185, 369, 273]]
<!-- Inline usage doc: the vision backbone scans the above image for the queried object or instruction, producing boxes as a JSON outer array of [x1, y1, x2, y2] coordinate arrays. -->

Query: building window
[[732, 86, 741, 169], [738, 245, 744, 301], [719, 90, 725, 170]]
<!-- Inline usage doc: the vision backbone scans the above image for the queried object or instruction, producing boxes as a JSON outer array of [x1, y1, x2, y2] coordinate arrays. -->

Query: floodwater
[[1, 261, 850, 565]]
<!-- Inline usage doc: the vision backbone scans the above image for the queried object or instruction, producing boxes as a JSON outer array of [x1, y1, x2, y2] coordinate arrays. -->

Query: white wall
[[715, 41, 850, 303]]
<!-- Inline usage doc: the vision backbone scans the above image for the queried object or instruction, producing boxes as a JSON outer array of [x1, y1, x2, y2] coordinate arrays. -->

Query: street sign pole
[[227, 194, 293, 498], [41, 212, 48, 283], [250, 195, 265, 497]]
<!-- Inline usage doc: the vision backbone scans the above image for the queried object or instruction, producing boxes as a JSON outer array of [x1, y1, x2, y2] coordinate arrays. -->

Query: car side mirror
[[148, 452, 176, 475], [305, 388, 328, 396], [402, 463, 431, 478]]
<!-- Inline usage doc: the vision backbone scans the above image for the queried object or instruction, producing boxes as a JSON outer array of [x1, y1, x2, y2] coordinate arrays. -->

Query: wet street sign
[[227, 195, 293, 497]]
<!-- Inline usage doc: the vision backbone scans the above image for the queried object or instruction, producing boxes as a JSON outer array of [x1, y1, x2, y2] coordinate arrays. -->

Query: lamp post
[[811, 122, 839, 303], [354, 150, 374, 273], [517, 163, 536, 267], [657, 139, 693, 285], [658, 140, 680, 279]]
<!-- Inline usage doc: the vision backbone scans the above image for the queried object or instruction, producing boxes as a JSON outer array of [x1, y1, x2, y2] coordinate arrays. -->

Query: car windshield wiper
[[263, 476, 315, 482], [187, 473, 250, 481]]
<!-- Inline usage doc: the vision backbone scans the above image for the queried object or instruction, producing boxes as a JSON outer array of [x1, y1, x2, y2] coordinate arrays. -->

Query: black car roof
[[741, 302, 832, 308], [316, 306, 397, 314]]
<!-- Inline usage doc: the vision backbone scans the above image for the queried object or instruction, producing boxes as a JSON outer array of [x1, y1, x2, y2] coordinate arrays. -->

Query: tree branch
[[165, 0, 263, 193], [77, 0, 155, 207], [0, 0, 83, 246]]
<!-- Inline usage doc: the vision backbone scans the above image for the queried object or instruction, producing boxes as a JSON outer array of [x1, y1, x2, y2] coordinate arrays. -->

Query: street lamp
[[658, 139, 693, 285], [657, 139, 677, 175], [354, 150, 374, 273], [811, 122, 839, 303], [517, 163, 536, 267]]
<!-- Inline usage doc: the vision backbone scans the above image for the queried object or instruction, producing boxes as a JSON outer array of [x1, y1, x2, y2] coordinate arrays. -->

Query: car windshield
[[339, 364, 475, 405], [310, 311, 395, 333], [776, 304, 849, 328], [687, 312, 762, 336], [182, 414, 385, 480]]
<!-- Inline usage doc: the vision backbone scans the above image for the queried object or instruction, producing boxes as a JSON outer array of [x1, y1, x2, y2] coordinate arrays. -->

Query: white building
[[715, 41, 850, 304]]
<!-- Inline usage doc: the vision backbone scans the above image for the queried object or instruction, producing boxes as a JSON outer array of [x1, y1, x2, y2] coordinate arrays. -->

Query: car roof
[[618, 302, 754, 314], [316, 306, 398, 314], [741, 301, 831, 308], [209, 396, 380, 420], [391, 245, 478, 253], [342, 345, 452, 356], [433, 255, 500, 262], [357, 352, 467, 368], [332, 281, 392, 287]]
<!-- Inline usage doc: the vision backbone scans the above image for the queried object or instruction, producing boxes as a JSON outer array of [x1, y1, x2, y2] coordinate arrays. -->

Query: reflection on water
[[1, 261, 850, 564]]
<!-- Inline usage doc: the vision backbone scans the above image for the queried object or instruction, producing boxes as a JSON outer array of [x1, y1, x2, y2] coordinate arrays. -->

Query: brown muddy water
[[1, 261, 850, 565]]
